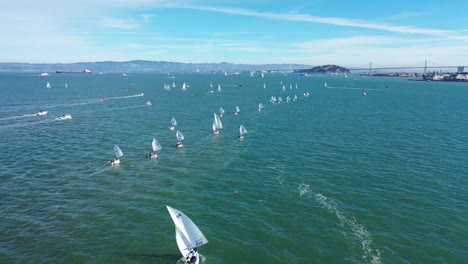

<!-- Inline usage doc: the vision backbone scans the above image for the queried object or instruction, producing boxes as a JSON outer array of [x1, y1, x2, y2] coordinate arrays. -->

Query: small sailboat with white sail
[[169, 117, 177, 131], [234, 106, 240, 115], [146, 101, 152, 106], [212, 113, 223, 135], [149, 138, 162, 158], [46, 81, 51, 88], [238, 125, 248, 141], [258, 103, 263, 112], [111, 145, 123, 166], [217, 84, 222, 93], [182, 82, 187, 91], [219, 107, 225, 117], [176, 130, 185, 148], [324, 82, 328, 88], [209, 82, 214, 93], [166, 205, 208, 264], [65, 82, 68, 88]]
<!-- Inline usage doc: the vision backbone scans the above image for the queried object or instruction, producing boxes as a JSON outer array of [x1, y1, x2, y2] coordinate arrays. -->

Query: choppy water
[[0, 72, 466, 263]]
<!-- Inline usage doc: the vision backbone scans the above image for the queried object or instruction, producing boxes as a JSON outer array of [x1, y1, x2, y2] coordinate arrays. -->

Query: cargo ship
[[56, 69, 91, 74]]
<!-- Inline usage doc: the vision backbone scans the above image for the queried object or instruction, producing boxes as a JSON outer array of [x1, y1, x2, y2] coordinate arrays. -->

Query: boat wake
[[0, 118, 57, 130], [100, 104, 148, 112], [106, 93, 144, 100], [298, 183, 383, 264], [0, 113, 37, 121]]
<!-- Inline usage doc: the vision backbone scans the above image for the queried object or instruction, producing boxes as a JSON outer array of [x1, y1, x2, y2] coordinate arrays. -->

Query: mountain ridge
[[0, 60, 314, 73]]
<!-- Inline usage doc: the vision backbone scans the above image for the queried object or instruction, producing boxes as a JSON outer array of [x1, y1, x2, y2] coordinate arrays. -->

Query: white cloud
[[98, 17, 140, 29], [179, 5, 459, 37]]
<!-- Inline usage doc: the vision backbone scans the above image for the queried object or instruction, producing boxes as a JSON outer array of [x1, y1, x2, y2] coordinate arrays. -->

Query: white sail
[[171, 117, 177, 127], [258, 103, 263, 109], [65, 82, 68, 88], [219, 107, 225, 115], [217, 84, 222, 92], [324, 82, 327, 88], [239, 125, 248, 135], [172, 82, 176, 88], [213, 113, 222, 129], [167, 205, 208, 256], [152, 138, 162, 152], [114, 145, 123, 159], [46, 81, 51, 88], [182, 82, 187, 91], [235, 106, 240, 113], [263, 83, 266, 89], [210, 82, 213, 88], [176, 131, 185, 141]]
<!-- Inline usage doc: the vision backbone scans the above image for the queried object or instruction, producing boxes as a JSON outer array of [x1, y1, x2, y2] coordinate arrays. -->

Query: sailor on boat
[[176, 141, 184, 148], [184, 248, 198, 264], [110, 158, 120, 166], [148, 152, 157, 158]]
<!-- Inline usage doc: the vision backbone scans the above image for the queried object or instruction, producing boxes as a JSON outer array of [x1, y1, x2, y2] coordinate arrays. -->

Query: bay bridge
[[347, 61, 466, 73]]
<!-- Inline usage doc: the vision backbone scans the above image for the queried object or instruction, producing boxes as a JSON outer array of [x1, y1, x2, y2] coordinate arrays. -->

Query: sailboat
[[217, 84, 222, 93], [258, 103, 263, 112], [263, 83, 266, 89], [212, 113, 223, 135], [169, 117, 177, 131], [182, 82, 187, 91], [176, 130, 185, 148], [111, 145, 123, 165], [238, 125, 248, 141], [65, 82, 68, 88], [166, 205, 208, 264], [146, 101, 152, 106], [149, 138, 162, 158], [46, 81, 51, 88], [219, 107, 225, 117], [234, 106, 240, 115], [324, 82, 328, 88]]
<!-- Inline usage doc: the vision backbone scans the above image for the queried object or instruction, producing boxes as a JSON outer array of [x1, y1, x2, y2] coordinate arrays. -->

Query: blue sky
[[2, 0, 467, 67]]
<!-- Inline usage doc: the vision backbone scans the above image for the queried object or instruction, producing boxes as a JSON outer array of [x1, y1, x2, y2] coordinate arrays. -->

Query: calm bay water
[[0, 72, 466, 264]]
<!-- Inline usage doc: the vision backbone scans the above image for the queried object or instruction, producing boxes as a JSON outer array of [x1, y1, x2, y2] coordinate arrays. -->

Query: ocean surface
[[0, 72, 466, 264]]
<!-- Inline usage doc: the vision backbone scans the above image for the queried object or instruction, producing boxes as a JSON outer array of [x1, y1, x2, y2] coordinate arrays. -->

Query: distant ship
[[56, 69, 91, 74]]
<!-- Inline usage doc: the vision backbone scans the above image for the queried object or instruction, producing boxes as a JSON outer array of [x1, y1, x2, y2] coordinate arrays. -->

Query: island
[[296, 64, 350, 74]]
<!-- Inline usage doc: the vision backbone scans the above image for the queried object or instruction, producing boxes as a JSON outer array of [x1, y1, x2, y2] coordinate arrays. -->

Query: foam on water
[[298, 183, 383, 264]]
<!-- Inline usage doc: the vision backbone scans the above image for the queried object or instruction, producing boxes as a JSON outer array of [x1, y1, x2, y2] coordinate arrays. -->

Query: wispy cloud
[[387, 11, 431, 20], [98, 17, 140, 29], [178, 5, 457, 36]]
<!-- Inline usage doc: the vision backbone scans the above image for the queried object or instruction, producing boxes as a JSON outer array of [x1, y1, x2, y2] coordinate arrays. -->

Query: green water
[[0, 72, 466, 263]]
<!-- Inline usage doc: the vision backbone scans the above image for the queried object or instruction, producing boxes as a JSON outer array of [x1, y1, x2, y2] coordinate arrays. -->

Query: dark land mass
[[295, 64, 350, 74], [0, 60, 313, 73]]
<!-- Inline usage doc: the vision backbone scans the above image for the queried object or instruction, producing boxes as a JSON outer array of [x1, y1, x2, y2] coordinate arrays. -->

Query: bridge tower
[[368, 62, 372, 76], [424, 60, 427, 74]]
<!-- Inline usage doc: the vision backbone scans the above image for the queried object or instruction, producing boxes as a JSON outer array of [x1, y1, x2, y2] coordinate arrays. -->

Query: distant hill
[[296, 64, 349, 74], [0, 60, 313, 73]]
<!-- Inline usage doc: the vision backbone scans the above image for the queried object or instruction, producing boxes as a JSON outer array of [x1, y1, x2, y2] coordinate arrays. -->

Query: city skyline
[[2, 0, 467, 67]]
